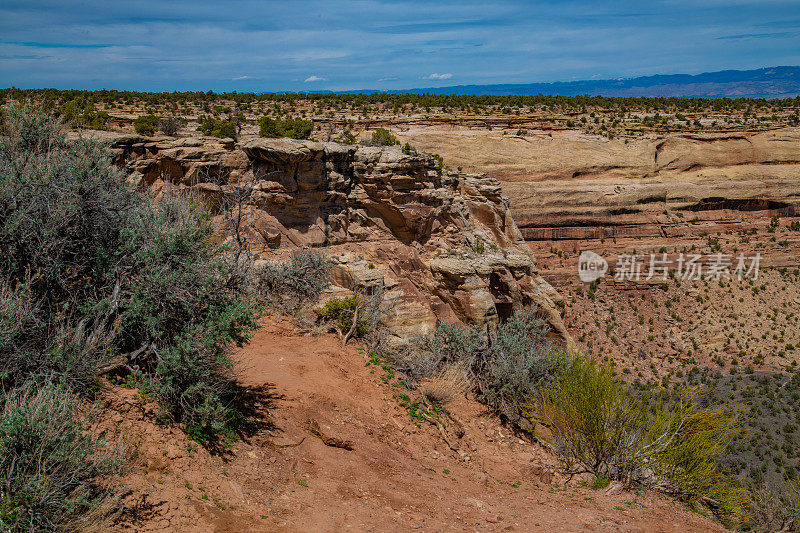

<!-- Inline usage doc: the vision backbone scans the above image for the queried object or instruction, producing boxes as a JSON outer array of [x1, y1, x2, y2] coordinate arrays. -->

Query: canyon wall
[[399, 128, 800, 242], [92, 132, 569, 342]]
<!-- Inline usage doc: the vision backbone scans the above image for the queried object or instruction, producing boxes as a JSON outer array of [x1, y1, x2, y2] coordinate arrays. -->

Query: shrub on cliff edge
[[258, 116, 313, 139], [0, 103, 259, 441], [540, 356, 749, 527]]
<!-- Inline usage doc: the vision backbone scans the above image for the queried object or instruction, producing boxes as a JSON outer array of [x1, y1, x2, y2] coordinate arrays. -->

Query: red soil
[[108, 316, 725, 532]]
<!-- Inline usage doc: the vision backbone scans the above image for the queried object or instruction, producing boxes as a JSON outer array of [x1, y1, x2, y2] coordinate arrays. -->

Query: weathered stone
[[103, 134, 570, 344]]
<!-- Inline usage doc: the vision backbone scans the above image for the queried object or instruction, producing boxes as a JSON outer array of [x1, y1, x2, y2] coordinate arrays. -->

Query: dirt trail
[[111, 317, 724, 532]]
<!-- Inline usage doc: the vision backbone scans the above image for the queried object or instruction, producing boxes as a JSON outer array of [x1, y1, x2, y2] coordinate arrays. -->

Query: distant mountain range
[[347, 66, 800, 99]]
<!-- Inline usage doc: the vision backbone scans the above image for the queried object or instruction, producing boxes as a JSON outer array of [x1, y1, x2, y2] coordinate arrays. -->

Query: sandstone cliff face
[[400, 128, 800, 242], [97, 132, 568, 342]]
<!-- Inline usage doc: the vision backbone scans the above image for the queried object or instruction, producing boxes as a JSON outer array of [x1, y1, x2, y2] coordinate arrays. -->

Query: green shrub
[[0, 104, 259, 440], [366, 128, 399, 146], [473, 312, 566, 425], [0, 105, 139, 392], [258, 116, 313, 139], [1, 101, 63, 153], [133, 114, 159, 135], [197, 116, 237, 140], [403, 310, 565, 428], [411, 322, 483, 378], [540, 356, 647, 479], [55, 102, 109, 130], [254, 250, 330, 312], [541, 356, 749, 526], [113, 198, 259, 436], [152, 327, 240, 444], [334, 129, 357, 144], [319, 296, 371, 338], [0, 384, 125, 532], [159, 116, 182, 136]]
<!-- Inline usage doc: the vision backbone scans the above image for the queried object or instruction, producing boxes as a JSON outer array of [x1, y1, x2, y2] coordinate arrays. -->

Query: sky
[[1, 0, 799, 92]]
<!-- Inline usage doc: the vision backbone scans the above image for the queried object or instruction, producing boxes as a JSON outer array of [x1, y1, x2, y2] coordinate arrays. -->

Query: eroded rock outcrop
[[96, 132, 569, 342], [402, 128, 800, 243]]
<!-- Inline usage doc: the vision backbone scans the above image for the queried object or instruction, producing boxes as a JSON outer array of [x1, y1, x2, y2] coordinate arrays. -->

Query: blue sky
[[1, 0, 799, 92]]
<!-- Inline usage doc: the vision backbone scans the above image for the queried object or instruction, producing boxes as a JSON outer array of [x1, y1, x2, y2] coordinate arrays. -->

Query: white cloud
[[304, 75, 327, 82], [422, 73, 453, 80], [378, 76, 398, 82], [232, 75, 250, 80]]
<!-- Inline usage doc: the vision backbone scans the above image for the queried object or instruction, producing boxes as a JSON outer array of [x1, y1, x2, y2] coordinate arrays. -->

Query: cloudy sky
[[1, 0, 799, 92]]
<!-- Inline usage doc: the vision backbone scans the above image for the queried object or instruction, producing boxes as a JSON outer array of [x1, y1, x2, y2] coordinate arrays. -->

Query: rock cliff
[[95, 132, 569, 342], [400, 128, 800, 242]]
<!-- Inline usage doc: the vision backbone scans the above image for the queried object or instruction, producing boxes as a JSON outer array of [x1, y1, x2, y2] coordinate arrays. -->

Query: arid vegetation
[[0, 105, 260, 529], [379, 313, 753, 527], [2, 87, 798, 145]]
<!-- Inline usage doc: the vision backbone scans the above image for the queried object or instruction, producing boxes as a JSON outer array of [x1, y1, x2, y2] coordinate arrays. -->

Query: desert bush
[[258, 116, 313, 139], [253, 250, 331, 312], [111, 197, 259, 437], [197, 116, 237, 140], [652, 397, 749, 523], [473, 312, 567, 424], [133, 114, 158, 135], [0, 104, 259, 440], [402, 310, 565, 426], [1, 101, 63, 153], [113, 197, 257, 356], [417, 363, 470, 406], [158, 116, 182, 136], [0, 105, 138, 392], [364, 128, 399, 146], [54, 102, 109, 130], [334, 129, 358, 144], [318, 284, 385, 346], [319, 295, 371, 337], [0, 383, 125, 532], [540, 356, 748, 526], [747, 474, 800, 532], [320, 296, 371, 337], [409, 322, 483, 379], [540, 356, 647, 481], [152, 328, 240, 444]]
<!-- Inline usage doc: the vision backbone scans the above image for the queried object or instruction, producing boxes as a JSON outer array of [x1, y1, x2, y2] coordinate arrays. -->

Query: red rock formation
[[96, 132, 569, 342]]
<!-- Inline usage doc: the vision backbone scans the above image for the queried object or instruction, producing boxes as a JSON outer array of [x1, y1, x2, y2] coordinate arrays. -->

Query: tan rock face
[[103, 133, 569, 342], [398, 127, 800, 236]]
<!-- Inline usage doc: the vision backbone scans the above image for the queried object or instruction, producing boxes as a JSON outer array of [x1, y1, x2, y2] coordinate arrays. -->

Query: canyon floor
[[109, 316, 722, 532]]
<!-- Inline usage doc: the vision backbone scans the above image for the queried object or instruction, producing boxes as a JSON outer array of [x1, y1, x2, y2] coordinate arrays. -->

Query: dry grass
[[417, 363, 470, 406]]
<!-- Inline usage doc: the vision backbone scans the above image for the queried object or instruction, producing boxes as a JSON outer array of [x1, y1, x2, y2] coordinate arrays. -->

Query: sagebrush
[[0, 384, 126, 532], [254, 250, 331, 312], [0, 103, 259, 435]]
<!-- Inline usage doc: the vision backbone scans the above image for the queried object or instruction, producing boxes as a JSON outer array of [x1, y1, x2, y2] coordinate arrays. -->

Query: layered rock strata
[[91, 132, 569, 342]]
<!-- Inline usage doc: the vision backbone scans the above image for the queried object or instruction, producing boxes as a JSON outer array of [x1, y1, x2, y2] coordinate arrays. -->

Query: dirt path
[[111, 317, 724, 532]]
